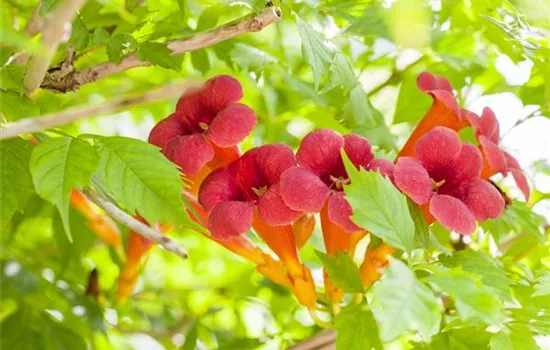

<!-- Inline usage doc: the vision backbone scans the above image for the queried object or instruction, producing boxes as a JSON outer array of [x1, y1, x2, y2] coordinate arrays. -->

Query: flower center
[[330, 175, 350, 190], [199, 122, 209, 131], [252, 186, 268, 198], [431, 178, 446, 191]]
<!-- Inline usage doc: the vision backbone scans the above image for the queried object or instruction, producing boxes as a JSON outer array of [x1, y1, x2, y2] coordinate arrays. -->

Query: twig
[[288, 331, 336, 350], [0, 80, 203, 140], [40, 6, 282, 92], [24, 0, 88, 95], [82, 188, 188, 260], [12, 3, 45, 65]]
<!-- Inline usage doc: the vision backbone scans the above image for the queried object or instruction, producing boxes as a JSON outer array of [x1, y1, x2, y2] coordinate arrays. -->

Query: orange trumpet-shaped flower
[[398, 72, 468, 158], [293, 213, 316, 249]]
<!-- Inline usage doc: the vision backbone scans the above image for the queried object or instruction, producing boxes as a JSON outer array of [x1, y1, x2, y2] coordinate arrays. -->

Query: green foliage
[[136, 42, 181, 71], [93, 136, 187, 225], [30, 137, 99, 241], [296, 15, 333, 90], [344, 155, 415, 255], [371, 258, 442, 341], [0, 138, 34, 228], [315, 250, 364, 293], [533, 274, 550, 297], [335, 303, 383, 350]]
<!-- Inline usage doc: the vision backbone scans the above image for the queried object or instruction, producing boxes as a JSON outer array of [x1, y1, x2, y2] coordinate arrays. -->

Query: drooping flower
[[148, 75, 256, 175], [199, 143, 317, 308], [398, 72, 469, 158], [279, 129, 392, 232], [394, 126, 505, 234], [467, 107, 530, 200]]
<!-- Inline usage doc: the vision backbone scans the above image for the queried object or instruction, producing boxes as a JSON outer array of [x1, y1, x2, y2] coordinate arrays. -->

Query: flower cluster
[[142, 73, 530, 312]]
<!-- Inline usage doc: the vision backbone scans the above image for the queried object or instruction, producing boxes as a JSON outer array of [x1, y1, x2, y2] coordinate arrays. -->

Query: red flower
[[394, 127, 505, 234], [467, 107, 530, 200], [398, 72, 469, 158], [198, 143, 300, 239], [279, 129, 392, 232], [148, 75, 256, 175]]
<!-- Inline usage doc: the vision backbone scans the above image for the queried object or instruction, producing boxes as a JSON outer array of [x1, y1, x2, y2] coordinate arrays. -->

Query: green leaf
[[230, 43, 278, 72], [322, 53, 358, 93], [196, 5, 220, 31], [343, 157, 415, 255], [91, 28, 110, 45], [106, 33, 137, 64], [0, 138, 35, 228], [0, 65, 26, 94], [490, 326, 539, 350], [0, 91, 40, 120], [296, 15, 333, 90], [93, 136, 187, 225], [137, 42, 180, 71], [371, 258, 441, 341], [181, 321, 198, 350], [393, 75, 432, 125], [438, 250, 511, 300], [315, 250, 364, 293], [70, 16, 89, 50], [30, 137, 98, 242], [191, 49, 211, 74], [343, 86, 378, 130], [408, 198, 430, 249], [533, 275, 550, 297], [429, 268, 504, 325], [413, 326, 491, 350], [335, 303, 383, 350]]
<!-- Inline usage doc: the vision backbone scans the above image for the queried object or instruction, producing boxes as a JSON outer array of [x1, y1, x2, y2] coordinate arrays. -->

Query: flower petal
[[505, 151, 530, 200], [327, 192, 362, 232], [201, 75, 243, 112], [479, 136, 508, 175], [429, 194, 476, 235], [459, 179, 505, 221], [175, 92, 205, 132], [442, 143, 482, 185], [417, 72, 453, 93], [208, 201, 254, 239], [257, 183, 301, 226], [198, 168, 242, 213], [296, 129, 345, 180], [415, 126, 462, 173], [343, 134, 374, 170], [164, 134, 214, 175], [279, 167, 330, 212], [368, 158, 394, 181], [394, 157, 433, 205], [252, 143, 297, 185], [206, 103, 256, 147], [477, 107, 500, 144], [148, 113, 185, 149]]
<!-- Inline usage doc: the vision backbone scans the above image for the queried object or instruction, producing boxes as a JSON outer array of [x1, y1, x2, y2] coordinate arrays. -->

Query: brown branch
[[0, 80, 203, 140], [82, 188, 188, 260], [288, 331, 336, 350], [12, 3, 45, 65], [40, 6, 282, 92], [24, 0, 88, 95]]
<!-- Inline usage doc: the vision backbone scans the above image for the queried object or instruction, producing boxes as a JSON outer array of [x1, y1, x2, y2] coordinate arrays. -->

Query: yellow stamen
[[252, 186, 268, 197], [199, 122, 209, 131]]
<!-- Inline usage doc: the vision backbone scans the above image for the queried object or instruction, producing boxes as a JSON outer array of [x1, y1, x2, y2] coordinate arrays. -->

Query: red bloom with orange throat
[[198, 143, 301, 239], [148, 75, 256, 175], [279, 129, 393, 232], [394, 127, 505, 234]]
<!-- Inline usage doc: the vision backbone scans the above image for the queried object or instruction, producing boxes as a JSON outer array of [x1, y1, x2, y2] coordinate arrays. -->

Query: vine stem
[[23, 0, 88, 95], [82, 187, 188, 260], [288, 331, 336, 350], [0, 80, 203, 140], [40, 6, 282, 92]]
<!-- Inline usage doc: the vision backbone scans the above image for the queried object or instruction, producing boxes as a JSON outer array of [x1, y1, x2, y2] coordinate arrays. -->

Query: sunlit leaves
[[371, 258, 442, 341], [0, 91, 40, 120], [296, 16, 333, 90], [70, 16, 89, 51], [93, 136, 187, 225], [490, 326, 540, 350], [0, 138, 34, 228], [315, 250, 364, 293], [30, 137, 99, 241], [137, 42, 181, 71], [106, 33, 137, 64], [335, 303, 383, 350], [230, 43, 278, 72], [344, 158, 415, 255], [429, 268, 504, 325], [533, 275, 550, 297]]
